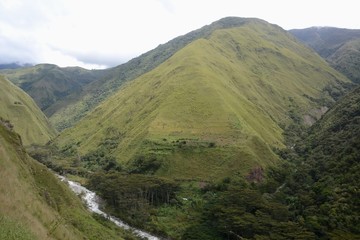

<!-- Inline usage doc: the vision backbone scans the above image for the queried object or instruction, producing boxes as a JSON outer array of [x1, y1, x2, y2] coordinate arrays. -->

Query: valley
[[0, 122, 139, 240], [0, 16, 359, 240]]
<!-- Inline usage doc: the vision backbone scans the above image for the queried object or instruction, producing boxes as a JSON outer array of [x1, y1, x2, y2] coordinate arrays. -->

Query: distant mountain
[[0, 122, 135, 240], [0, 64, 107, 117], [0, 75, 56, 145], [290, 27, 360, 83], [55, 17, 351, 180], [0, 62, 33, 70]]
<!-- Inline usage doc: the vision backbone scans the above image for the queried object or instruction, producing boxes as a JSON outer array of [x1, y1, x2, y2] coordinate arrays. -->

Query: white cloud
[[0, 0, 359, 69]]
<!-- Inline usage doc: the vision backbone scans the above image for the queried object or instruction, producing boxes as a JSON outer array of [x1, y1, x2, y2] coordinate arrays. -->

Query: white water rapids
[[57, 175, 160, 240]]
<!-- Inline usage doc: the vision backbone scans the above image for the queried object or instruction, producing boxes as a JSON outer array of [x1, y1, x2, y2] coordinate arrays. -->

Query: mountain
[[0, 62, 32, 70], [81, 86, 360, 239], [54, 17, 351, 180], [50, 17, 293, 131], [290, 27, 360, 83], [0, 122, 136, 240], [172, 86, 360, 239], [0, 64, 107, 117], [291, 86, 360, 238], [0, 75, 56, 145], [266, 86, 360, 239]]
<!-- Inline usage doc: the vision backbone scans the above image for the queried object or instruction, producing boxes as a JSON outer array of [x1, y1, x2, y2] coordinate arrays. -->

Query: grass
[[54, 18, 350, 180], [0, 215, 37, 240], [0, 75, 57, 145], [48, 18, 261, 131], [0, 124, 141, 239]]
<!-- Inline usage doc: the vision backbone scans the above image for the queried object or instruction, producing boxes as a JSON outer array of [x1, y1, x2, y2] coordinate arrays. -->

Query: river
[[57, 175, 160, 240]]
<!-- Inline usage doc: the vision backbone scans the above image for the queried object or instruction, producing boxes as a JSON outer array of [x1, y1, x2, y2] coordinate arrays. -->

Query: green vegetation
[[82, 86, 359, 240], [54, 17, 350, 180], [181, 179, 316, 240], [43, 19, 357, 239], [329, 39, 360, 84], [49, 17, 263, 131], [82, 166, 320, 239], [0, 64, 107, 118], [87, 172, 179, 230], [290, 27, 360, 83], [2, 17, 357, 239], [0, 122, 139, 239], [275, 86, 360, 238], [0, 215, 37, 240], [0, 75, 57, 145]]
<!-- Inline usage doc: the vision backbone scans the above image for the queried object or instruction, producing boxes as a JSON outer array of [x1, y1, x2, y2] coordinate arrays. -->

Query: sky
[[0, 0, 358, 69]]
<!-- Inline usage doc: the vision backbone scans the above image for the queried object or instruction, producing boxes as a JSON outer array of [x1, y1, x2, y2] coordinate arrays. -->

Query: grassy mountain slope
[[55, 18, 350, 180], [0, 123, 136, 240], [290, 27, 360, 83], [0, 75, 56, 145], [0, 64, 107, 117], [49, 17, 272, 131]]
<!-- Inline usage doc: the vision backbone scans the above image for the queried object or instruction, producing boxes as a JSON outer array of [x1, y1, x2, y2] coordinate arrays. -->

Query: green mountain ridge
[[0, 75, 56, 145], [48, 17, 274, 131], [54, 18, 350, 180], [290, 27, 360, 83]]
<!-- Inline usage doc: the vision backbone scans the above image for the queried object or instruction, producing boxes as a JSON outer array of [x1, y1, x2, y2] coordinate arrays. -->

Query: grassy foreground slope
[[0, 123, 137, 240], [0, 75, 56, 145], [56, 18, 350, 180]]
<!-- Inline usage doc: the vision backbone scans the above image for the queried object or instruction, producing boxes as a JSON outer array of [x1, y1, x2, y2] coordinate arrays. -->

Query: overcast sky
[[0, 0, 358, 69]]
